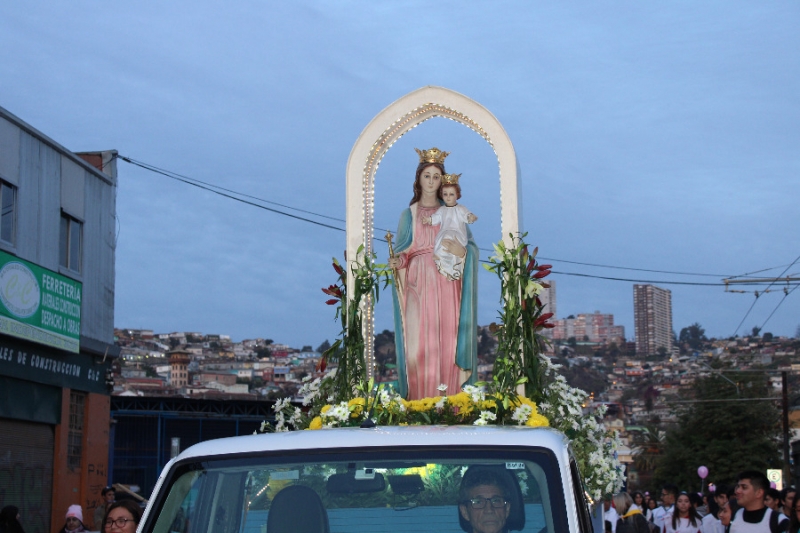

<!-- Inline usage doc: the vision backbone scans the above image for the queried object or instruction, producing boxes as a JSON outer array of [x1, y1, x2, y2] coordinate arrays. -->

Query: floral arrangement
[[260, 235, 624, 502]]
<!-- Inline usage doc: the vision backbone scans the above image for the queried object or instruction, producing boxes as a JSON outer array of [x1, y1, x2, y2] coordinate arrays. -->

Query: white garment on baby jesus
[[430, 204, 474, 281]]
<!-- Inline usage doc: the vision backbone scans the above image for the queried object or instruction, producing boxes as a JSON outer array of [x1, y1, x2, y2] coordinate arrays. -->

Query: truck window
[[144, 447, 568, 533]]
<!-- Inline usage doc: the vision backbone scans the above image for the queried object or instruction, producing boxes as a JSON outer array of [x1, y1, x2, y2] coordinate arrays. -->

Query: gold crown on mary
[[415, 147, 450, 165], [442, 173, 461, 185]]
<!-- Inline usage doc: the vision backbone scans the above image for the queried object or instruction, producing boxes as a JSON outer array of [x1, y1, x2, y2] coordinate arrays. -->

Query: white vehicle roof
[[175, 425, 573, 461]]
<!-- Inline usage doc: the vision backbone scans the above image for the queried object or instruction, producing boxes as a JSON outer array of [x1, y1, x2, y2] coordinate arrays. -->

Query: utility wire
[[733, 252, 800, 336], [759, 283, 800, 332], [119, 156, 346, 232], [117, 154, 795, 287]]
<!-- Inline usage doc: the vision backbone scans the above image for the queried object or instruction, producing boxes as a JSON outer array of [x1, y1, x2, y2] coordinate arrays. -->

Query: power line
[[117, 154, 798, 290], [759, 284, 800, 332], [119, 155, 347, 233], [733, 252, 800, 336]]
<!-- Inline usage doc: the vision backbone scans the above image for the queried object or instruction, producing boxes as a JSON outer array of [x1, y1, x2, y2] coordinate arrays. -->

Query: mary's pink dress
[[392, 203, 477, 400]]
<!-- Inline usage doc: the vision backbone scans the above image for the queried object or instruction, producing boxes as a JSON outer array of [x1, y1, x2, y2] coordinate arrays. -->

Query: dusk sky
[[2, 2, 799, 348]]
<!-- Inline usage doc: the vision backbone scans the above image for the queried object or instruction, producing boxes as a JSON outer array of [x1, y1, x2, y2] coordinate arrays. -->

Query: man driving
[[459, 468, 515, 533]]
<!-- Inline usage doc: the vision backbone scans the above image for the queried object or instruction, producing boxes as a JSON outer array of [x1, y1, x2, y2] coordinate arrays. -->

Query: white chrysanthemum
[[511, 404, 533, 425], [463, 384, 485, 403]]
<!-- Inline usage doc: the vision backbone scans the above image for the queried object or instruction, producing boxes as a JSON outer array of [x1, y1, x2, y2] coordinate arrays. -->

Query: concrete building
[[0, 105, 118, 533], [633, 284, 673, 356], [552, 311, 625, 344], [169, 350, 190, 388]]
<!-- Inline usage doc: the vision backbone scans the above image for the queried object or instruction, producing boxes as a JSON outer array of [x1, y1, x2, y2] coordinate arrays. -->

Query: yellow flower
[[321, 404, 333, 414], [309, 416, 323, 430], [526, 413, 549, 427], [478, 399, 497, 410], [448, 392, 474, 413], [348, 397, 365, 417]]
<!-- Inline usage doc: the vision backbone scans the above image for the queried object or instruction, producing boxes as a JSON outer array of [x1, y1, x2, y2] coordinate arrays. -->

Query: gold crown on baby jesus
[[415, 147, 450, 164], [441, 173, 461, 185]]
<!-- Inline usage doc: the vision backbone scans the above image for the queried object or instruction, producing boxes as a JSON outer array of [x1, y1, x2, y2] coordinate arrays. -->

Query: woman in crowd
[[631, 492, 645, 512], [664, 492, 702, 533], [787, 496, 800, 533], [717, 499, 739, 533], [102, 501, 142, 533], [646, 499, 658, 523], [56, 505, 86, 533], [0, 506, 25, 533], [614, 492, 651, 533]]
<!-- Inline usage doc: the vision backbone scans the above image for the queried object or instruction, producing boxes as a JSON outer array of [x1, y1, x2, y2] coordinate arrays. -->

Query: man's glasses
[[464, 497, 507, 509], [104, 518, 135, 528]]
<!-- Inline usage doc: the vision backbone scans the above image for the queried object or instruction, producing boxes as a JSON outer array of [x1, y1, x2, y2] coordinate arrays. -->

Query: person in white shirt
[[664, 492, 703, 533], [781, 488, 796, 521], [730, 470, 788, 533], [653, 485, 679, 532], [631, 492, 645, 512], [605, 495, 620, 533], [703, 485, 732, 533]]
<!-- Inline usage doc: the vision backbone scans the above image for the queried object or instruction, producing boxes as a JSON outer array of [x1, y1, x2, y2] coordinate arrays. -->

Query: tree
[[763, 332, 774, 343], [301, 345, 313, 352], [653, 373, 781, 489], [631, 424, 666, 490], [679, 323, 707, 352], [567, 337, 577, 348], [316, 340, 331, 353], [752, 326, 761, 338]]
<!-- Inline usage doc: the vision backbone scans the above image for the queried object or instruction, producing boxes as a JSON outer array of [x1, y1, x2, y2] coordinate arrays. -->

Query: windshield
[[145, 446, 568, 533]]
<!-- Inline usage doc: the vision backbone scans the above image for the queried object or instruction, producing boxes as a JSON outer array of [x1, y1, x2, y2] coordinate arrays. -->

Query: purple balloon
[[709, 483, 716, 493], [698, 466, 709, 479], [770, 482, 777, 489]]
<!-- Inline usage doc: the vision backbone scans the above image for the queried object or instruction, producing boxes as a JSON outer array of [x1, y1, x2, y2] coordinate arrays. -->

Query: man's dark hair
[[714, 484, 733, 498], [766, 488, 782, 502], [662, 483, 679, 499], [689, 492, 704, 507], [459, 467, 513, 502], [101, 486, 115, 496], [458, 466, 525, 533], [737, 470, 770, 494]]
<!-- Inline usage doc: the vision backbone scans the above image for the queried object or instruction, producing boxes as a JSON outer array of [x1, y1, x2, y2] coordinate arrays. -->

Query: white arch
[[345, 85, 522, 374]]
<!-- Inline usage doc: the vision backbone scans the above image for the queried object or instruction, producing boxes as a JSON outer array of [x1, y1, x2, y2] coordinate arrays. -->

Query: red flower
[[317, 357, 327, 372], [537, 264, 552, 271], [527, 259, 536, 273], [322, 284, 342, 297], [536, 312, 554, 324], [333, 261, 345, 276], [532, 269, 551, 279], [325, 299, 339, 305]]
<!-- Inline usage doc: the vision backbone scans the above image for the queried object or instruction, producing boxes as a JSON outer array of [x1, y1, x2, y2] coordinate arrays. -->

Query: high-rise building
[[633, 284, 673, 356]]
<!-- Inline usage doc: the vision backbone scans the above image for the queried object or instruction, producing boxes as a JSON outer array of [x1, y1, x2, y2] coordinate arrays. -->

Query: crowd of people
[[0, 486, 143, 533], [606, 471, 800, 533]]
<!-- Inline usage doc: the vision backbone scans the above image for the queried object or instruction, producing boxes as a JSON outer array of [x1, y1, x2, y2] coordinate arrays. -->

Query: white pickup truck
[[139, 425, 599, 533]]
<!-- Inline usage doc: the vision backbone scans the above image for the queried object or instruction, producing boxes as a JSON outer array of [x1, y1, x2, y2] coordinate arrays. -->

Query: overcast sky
[[2, 2, 799, 348]]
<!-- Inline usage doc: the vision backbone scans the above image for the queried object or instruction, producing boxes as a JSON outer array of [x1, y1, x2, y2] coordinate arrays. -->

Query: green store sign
[[0, 250, 81, 353]]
